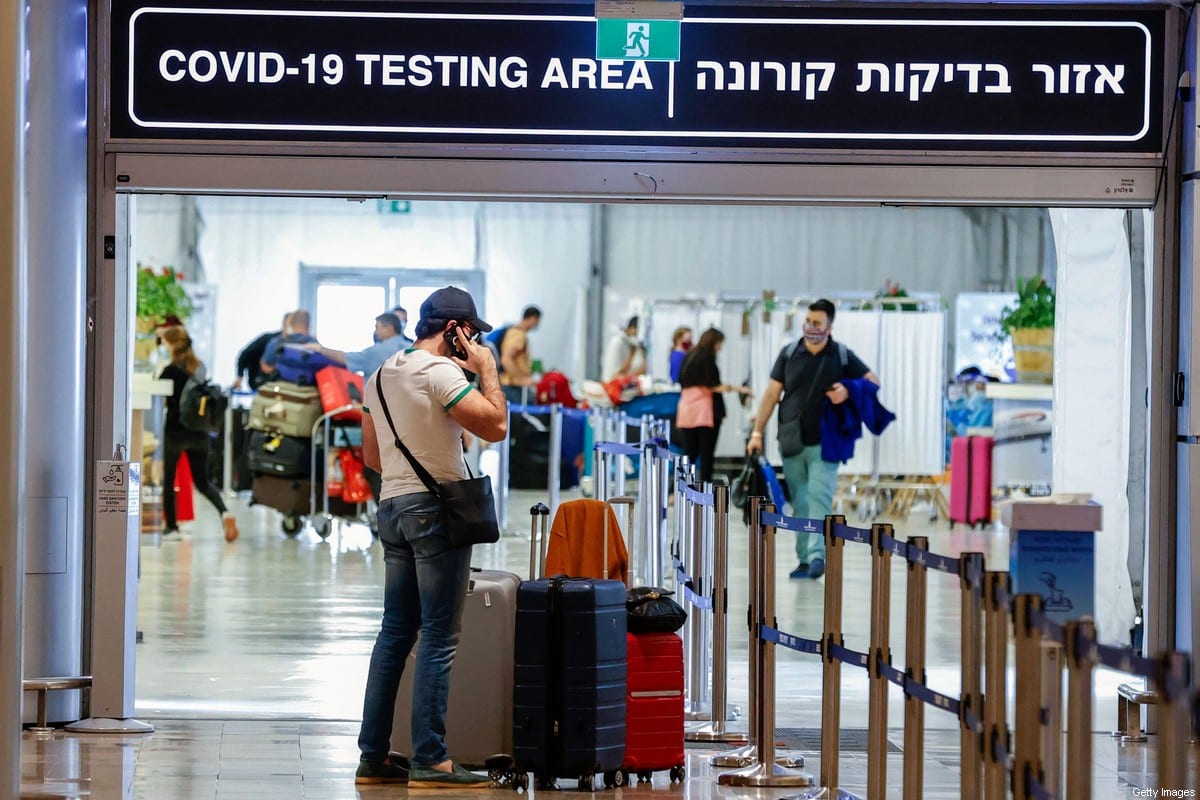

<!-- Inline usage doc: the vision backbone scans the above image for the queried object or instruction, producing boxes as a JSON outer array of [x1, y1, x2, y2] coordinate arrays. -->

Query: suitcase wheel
[[281, 515, 302, 536], [535, 775, 557, 791], [511, 772, 529, 793], [313, 513, 333, 539], [603, 770, 625, 789], [578, 774, 595, 792], [637, 771, 653, 784], [669, 766, 686, 783]]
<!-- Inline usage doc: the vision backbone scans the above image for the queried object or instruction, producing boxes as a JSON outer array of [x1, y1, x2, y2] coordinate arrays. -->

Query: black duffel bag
[[626, 586, 687, 634]]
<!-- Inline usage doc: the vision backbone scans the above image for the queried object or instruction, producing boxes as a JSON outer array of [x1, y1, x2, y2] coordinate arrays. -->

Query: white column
[[0, 0, 26, 793], [1048, 208, 1137, 644]]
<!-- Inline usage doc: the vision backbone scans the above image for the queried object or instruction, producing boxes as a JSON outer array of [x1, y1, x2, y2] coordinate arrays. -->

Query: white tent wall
[[135, 196, 589, 386], [1049, 208, 1137, 646], [602, 204, 1047, 303], [477, 202, 592, 381]]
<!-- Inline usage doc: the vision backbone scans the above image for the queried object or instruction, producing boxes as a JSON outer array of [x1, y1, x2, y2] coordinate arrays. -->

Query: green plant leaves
[[999, 276, 1055, 336]]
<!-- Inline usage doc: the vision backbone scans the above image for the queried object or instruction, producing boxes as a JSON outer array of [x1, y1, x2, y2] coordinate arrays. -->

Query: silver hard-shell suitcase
[[391, 567, 522, 768]]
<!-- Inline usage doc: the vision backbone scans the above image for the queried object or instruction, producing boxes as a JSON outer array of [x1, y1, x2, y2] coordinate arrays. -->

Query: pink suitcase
[[949, 436, 993, 527]]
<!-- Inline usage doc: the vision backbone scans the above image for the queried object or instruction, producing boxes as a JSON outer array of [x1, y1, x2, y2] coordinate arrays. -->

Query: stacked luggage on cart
[[247, 345, 375, 536], [388, 497, 687, 791]]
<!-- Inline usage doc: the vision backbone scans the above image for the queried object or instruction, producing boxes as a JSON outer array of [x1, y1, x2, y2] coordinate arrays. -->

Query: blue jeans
[[781, 445, 839, 563], [358, 492, 473, 767]]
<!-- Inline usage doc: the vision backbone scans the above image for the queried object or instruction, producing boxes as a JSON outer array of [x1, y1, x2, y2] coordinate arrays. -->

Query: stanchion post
[[547, 404, 562, 523], [718, 502, 813, 788], [902, 535, 930, 800], [594, 446, 608, 503], [983, 571, 1011, 800], [866, 523, 894, 800], [687, 482, 741, 743], [1039, 641, 1063, 797], [1064, 619, 1095, 800], [818, 514, 848, 792], [684, 481, 709, 721], [960, 552, 986, 799], [698, 482, 714, 710], [498, 418, 511, 530], [616, 412, 629, 496], [1155, 651, 1190, 793], [1012, 593, 1045, 800]]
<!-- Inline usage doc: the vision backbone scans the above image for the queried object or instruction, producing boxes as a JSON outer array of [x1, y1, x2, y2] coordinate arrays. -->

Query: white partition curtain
[[1049, 208, 1136, 645]]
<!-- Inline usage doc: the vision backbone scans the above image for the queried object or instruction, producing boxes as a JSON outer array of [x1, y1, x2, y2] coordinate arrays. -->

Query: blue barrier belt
[[828, 643, 871, 669], [760, 625, 823, 656], [1094, 642, 1157, 680], [904, 677, 963, 717], [681, 583, 714, 611], [878, 531, 908, 558], [1027, 774, 1058, 800], [509, 403, 554, 415], [560, 407, 591, 420], [879, 659, 906, 687], [760, 511, 824, 536], [682, 484, 714, 507], [594, 441, 643, 457], [1028, 607, 1068, 647], [962, 705, 984, 734], [832, 523, 871, 545], [992, 732, 1013, 768], [907, 548, 961, 576], [673, 560, 713, 611]]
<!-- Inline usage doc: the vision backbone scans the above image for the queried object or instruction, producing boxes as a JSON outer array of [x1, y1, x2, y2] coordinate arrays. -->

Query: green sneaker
[[355, 756, 409, 784], [409, 762, 493, 788]]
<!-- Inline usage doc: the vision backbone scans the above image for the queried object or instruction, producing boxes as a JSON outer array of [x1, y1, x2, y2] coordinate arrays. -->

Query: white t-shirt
[[601, 333, 644, 382], [364, 348, 473, 501]]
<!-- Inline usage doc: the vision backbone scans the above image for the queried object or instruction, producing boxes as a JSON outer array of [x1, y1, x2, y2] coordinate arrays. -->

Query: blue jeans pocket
[[399, 508, 449, 558]]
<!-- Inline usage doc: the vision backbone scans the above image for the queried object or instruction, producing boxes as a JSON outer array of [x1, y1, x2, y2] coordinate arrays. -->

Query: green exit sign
[[376, 199, 411, 215], [595, 19, 680, 62]]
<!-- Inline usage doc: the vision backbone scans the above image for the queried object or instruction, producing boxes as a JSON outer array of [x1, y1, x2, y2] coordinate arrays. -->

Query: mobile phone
[[444, 324, 468, 359]]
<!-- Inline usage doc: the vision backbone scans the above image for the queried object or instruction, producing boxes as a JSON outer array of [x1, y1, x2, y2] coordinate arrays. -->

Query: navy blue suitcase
[[513, 577, 627, 790]]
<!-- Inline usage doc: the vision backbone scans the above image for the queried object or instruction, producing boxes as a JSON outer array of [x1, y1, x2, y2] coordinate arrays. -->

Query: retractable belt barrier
[[712, 498, 1194, 800]]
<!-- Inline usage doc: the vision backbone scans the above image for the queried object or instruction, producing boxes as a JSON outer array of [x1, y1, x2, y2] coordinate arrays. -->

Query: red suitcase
[[949, 435, 993, 527], [315, 366, 363, 423], [622, 631, 686, 783]]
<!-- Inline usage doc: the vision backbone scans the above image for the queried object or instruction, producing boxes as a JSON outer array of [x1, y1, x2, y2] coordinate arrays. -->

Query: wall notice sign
[[595, 1, 683, 20], [109, 0, 1165, 153], [96, 460, 141, 517]]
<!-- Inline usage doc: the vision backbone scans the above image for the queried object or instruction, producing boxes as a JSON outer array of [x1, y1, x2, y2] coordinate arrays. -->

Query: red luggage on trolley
[[315, 366, 363, 423]]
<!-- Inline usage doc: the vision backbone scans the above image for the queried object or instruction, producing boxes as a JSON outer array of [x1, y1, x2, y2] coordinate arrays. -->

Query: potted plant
[[134, 265, 193, 364], [999, 276, 1055, 384]]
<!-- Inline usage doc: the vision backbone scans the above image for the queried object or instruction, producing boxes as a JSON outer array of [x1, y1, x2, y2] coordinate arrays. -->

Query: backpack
[[180, 375, 227, 434], [536, 370, 578, 408], [785, 338, 848, 369], [486, 326, 511, 374]]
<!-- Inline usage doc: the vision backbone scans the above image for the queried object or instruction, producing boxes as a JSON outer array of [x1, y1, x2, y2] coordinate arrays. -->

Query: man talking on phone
[[746, 299, 878, 581], [355, 286, 508, 787]]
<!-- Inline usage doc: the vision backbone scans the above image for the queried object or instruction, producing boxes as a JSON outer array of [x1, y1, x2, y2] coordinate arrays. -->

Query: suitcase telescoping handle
[[604, 496, 636, 588], [529, 503, 550, 579]]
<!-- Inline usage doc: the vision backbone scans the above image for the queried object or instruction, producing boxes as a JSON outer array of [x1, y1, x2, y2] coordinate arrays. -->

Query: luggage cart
[[304, 406, 376, 539]]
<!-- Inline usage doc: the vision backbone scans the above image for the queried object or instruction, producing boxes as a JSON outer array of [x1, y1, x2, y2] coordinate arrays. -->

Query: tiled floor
[[19, 485, 1198, 798]]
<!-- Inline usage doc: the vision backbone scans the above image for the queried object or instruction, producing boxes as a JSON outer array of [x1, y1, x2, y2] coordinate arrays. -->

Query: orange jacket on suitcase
[[544, 499, 630, 584]]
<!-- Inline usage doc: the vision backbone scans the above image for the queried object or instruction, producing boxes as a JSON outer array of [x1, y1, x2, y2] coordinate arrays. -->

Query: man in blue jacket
[[747, 299, 879, 580]]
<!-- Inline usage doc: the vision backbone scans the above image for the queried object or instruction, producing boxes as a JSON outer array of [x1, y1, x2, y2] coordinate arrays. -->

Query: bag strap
[[373, 370, 442, 498]]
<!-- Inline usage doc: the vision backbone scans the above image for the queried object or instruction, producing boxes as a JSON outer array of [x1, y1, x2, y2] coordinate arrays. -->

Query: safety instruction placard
[[96, 460, 141, 517]]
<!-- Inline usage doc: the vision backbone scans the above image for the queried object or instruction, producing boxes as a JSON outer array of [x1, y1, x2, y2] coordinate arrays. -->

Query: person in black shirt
[[747, 299, 878, 580], [676, 328, 751, 484], [158, 325, 239, 543], [235, 312, 290, 390]]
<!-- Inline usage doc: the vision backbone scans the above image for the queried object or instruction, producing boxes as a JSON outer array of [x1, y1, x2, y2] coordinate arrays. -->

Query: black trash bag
[[626, 587, 687, 634]]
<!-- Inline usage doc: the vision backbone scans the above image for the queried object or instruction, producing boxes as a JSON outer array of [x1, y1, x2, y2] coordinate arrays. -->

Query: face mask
[[803, 323, 829, 345], [680, 340, 693, 351]]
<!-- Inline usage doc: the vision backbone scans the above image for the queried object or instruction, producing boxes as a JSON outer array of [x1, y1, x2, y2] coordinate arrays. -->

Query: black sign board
[[109, 0, 1167, 152]]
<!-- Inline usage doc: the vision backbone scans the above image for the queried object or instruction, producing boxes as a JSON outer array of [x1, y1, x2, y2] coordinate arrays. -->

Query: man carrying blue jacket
[[747, 299, 879, 580]]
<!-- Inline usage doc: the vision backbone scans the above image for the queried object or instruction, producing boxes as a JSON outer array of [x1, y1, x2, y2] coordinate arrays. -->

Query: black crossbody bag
[[373, 371, 500, 548]]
